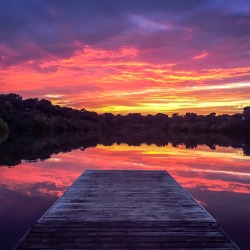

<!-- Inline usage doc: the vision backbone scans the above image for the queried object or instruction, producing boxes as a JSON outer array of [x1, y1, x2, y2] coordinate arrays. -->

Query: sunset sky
[[0, 0, 250, 114]]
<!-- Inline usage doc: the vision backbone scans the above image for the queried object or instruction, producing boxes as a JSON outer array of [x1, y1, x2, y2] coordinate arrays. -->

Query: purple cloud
[[0, 0, 249, 70]]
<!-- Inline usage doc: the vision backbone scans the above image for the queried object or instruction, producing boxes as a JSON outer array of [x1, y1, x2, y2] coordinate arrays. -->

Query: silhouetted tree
[[243, 107, 250, 122]]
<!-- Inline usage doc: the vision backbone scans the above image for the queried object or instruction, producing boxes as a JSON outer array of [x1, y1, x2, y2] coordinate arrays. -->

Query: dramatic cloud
[[0, 0, 250, 114]]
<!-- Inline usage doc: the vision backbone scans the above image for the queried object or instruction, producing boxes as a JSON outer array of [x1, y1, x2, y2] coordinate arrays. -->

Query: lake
[[0, 142, 250, 249]]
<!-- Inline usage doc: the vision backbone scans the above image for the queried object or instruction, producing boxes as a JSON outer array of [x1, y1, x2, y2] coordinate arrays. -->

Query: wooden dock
[[16, 170, 238, 249]]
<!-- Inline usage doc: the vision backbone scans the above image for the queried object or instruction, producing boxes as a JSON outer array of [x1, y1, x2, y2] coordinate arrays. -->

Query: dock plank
[[15, 170, 239, 249]]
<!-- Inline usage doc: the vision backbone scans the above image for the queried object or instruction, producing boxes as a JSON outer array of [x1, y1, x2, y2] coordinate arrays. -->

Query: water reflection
[[1, 130, 250, 167], [0, 136, 250, 249]]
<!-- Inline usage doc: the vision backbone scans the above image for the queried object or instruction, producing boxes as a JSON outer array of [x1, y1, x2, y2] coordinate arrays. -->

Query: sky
[[0, 0, 250, 115]]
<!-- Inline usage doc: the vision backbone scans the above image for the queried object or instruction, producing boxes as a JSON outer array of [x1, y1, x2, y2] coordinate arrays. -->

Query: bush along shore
[[0, 93, 102, 140], [0, 93, 250, 149]]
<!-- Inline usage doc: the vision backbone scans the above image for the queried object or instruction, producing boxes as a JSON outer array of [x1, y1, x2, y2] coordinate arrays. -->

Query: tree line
[[1, 93, 250, 166], [0, 93, 250, 144], [0, 93, 102, 139]]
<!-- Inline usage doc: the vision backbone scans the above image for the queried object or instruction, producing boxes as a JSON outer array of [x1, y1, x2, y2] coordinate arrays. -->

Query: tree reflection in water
[[0, 129, 249, 167]]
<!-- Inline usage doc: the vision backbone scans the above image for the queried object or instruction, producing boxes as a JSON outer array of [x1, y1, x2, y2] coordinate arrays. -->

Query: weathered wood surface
[[16, 170, 238, 249]]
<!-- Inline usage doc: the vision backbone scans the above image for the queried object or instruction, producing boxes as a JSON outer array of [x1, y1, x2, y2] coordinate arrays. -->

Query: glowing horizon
[[0, 1, 250, 115]]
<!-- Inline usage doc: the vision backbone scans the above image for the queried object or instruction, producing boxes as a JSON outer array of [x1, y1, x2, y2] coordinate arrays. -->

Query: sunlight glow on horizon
[[1, 45, 250, 115]]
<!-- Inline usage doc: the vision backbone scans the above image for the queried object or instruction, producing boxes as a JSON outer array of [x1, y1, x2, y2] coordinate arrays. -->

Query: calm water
[[0, 143, 250, 249]]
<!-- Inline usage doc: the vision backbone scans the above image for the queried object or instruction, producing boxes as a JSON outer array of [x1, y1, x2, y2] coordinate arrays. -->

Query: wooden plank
[[35, 220, 220, 228], [15, 170, 239, 249], [17, 241, 235, 249]]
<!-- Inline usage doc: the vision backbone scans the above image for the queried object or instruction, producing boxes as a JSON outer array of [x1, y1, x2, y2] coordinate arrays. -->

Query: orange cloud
[[1, 46, 250, 115]]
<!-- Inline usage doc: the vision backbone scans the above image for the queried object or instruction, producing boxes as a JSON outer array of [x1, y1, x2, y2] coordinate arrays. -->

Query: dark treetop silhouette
[[0, 93, 250, 166]]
